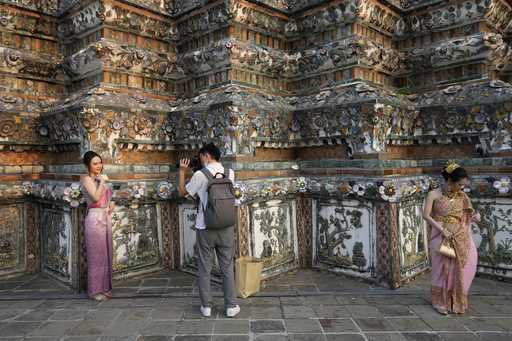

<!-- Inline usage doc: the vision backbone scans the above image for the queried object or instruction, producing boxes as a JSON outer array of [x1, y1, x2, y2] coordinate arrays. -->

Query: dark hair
[[83, 151, 102, 171], [442, 166, 468, 182], [199, 143, 221, 161]]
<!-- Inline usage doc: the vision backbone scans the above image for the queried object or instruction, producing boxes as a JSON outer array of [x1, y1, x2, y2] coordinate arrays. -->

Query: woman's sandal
[[434, 306, 448, 315]]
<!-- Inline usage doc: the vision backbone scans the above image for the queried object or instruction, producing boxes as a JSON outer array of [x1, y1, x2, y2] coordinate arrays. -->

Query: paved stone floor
[[1, 270, 511, 340]]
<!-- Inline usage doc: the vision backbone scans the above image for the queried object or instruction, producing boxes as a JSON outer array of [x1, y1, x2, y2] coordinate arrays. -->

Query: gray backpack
[[200, 168, 236, 229]]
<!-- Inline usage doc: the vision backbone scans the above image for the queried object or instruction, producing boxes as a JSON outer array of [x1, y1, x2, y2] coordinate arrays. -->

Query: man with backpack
[[178, 142, 240, 318]]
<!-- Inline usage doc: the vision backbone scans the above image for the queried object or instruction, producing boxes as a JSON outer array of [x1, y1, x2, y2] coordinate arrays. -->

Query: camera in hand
[[176, 156, 202, 172]]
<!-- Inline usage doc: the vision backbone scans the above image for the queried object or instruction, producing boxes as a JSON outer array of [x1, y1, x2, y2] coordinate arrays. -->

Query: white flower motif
[[295, 177, 307, 193], [22, 181, 32, 195], [157, 181, 172, 199], [493, 177, 510, 194], [132, 184, 145, 199], [352, 183, 366, 196], [379, 182, 398, 202]]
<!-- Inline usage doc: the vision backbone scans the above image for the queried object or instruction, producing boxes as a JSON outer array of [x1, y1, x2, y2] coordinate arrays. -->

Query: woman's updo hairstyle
[[83, 151, 102, 171], [441, 161, 468, 182]]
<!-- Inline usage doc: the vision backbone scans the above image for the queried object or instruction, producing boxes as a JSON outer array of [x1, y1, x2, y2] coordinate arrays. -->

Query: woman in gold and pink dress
[[423, 161, 481, 315], [80, 151, 115, 301]]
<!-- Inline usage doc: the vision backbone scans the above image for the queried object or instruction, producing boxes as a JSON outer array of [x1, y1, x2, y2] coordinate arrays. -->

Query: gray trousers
[[196, 226, 237, 308]]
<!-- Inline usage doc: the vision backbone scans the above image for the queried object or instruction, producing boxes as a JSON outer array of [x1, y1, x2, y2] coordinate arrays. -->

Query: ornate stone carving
[[485, 0, 512, 33], [285, 0, 357, 37], [396, 0, 488, 37], [0, 47, 60, 79], [103, 3, 173, 41], [0, 6, 55, 36], [59, 1, 104, 37], [358, 0, 401, 35], [484, 33, 512, 72], [177, 4, 229, 41], [229, 1, 286, 36], [3, 0, 59, 14]]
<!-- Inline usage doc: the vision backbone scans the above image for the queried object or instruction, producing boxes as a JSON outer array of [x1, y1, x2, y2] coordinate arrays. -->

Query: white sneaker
[[226, 305, 240, 318], [200, 305, 211, 317]]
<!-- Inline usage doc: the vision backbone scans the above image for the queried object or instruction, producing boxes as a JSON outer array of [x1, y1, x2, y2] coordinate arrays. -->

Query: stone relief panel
[[0, 204, 24, 273], [0, 47, 61, 79], [395, 0, 489, 37], [249, 199, 298, 278], [0, 5, 57, 37], [473, 198, 512, 278], [313, 199, 375, 278], [111, 203, 162, 274], [397, 199, 429, 278], [485, 0, 512, 33], [41, 206, 72, 282], [59, 1, 104, 37], [179, 202, 197, 270], [2, 0, 59, 15]]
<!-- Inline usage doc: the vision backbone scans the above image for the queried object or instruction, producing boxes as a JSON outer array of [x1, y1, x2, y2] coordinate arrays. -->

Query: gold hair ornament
[[445, 161, 460, 174]]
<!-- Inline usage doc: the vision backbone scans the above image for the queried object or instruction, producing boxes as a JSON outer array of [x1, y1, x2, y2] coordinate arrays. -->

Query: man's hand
[[179, 158, 190, 171]]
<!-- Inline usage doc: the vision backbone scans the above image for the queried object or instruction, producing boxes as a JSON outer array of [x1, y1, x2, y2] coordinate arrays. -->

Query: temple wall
[[1, 0, 512, 291]]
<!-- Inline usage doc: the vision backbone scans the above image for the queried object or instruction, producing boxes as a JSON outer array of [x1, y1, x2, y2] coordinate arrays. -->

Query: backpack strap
[[200, 168, 214, 181]]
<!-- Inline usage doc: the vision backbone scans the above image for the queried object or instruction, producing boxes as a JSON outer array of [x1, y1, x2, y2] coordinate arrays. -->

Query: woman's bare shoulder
[[80, 174, 92, 183], [427, 188, 442, 199]]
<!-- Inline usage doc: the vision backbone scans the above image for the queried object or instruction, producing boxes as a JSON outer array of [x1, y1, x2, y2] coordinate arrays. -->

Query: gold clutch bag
[[437, 238, 456, 258]]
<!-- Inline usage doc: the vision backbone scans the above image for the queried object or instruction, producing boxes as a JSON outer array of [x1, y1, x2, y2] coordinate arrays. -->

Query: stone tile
[[289, 334, 327, 341], [335, 297, 368, 305], [0, 301, 42, 310], [476, 332, 512, 341], [85, 309, 122, 321], [49, 309, 89, 320], [140, 321, 178, 336], [305, 296, 340, 306], [280, 297, 306, 306], [213, 336, 249, 341], [401, 332, 442, 341], [14, 310, 55, 321], [98, 337, 137, 341], [117, 308, 152, 320], [251, 297, 281, 306], [0, 309, 24, 321], [141, 279, 169, 287], [0, 322, 41, 337], [388, 318, 432, 331], [460, 317, 506, 332], [23, 337, 60, 341], [407, 306, 440, 318], [285, 319, 322, 333], [313, 305, 351, 318], [353, 318, 396, 332], [34, 300, 72, 310], [136, 336, 173, 341], [250, 320, 286, 333], [319, 319, 359, 333], [437, 332, 479, 341], [422, 317, 467, 332], [365, 333, 406, 341], [250, 306, 283, 319], [60, 337, 100, 341], [490, 318, 512, 332], [282, 306, 317, 319], [183, 305, 216, 320], [29, 321, 80, 336], [254, 336, 289, 341], [150, 307, 184, 320], [67, 300, 101, 310], [127, 298, 164, 307], [174, 335, 211, 341], [348, 305, 382, 318], [176, 320, 214, 335], [213, 320, 249, 334], [101, 320, 149, 336], [67, 320, 112, 336], [325, 335, 365, 341], [377, 305, 416, 317]]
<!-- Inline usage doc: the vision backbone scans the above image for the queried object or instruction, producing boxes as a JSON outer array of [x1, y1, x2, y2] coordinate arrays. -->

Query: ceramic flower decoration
[[493, 177, 510, 194], [379, 181, 398, 202]]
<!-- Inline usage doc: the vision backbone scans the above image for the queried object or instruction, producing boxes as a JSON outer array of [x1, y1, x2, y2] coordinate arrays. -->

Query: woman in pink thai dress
[[80, 151, 115, 301], [423, 161, 481, 315]]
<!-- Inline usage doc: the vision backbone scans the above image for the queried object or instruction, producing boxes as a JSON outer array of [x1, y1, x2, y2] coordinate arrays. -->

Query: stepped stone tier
[[1, 0, 512, 291]]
